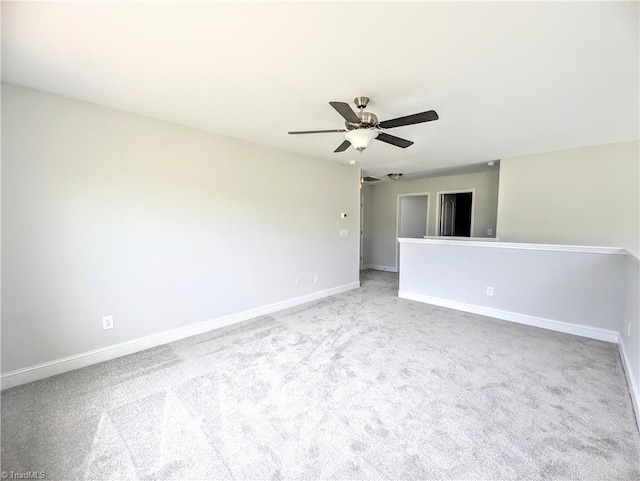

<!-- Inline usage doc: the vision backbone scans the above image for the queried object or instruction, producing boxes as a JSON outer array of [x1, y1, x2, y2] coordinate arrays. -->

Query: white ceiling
[[2, 1, 638, 178]]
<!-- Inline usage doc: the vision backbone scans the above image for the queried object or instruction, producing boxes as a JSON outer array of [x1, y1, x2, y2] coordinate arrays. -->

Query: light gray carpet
[[2, 270, 638, 480]]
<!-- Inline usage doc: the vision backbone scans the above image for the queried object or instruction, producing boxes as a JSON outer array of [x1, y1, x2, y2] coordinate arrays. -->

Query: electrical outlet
[[628, 323, 632, 337], [313, 274, 319, 283], [487, 228, 493, 236], [295, 278, 300, 286], [339, 228, 348, 236], [486, 286, 494, 296], [102, 315, 114, 330]]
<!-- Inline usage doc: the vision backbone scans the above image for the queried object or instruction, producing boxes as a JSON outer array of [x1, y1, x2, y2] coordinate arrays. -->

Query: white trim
[[1, 281, 360, 390], [395, 192, 431, 272], [364, 264, 398, 273], [619, 340, 640, 432], [423, 236, 498, 242], [398, 290, 619, 343], [435, 188, 476, 237], [624, 249, 640, 265], [398, 237, 627, 255], [360, 193, 365, 270]]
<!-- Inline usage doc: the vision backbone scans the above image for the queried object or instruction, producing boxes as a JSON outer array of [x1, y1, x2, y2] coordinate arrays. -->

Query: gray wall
[[363, 170, 500, 269], [1, 84, 360, 373], [497, 141, 640, 257], [398, 240, 625, 332]]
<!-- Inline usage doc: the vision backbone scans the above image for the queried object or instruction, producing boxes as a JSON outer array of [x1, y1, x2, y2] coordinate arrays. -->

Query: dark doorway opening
[[439, 192, 473, 237]]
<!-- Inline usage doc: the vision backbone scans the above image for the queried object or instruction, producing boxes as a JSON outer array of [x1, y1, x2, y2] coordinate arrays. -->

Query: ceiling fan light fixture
[[388, 173, 403, 180], [345, 129, 378, 151]]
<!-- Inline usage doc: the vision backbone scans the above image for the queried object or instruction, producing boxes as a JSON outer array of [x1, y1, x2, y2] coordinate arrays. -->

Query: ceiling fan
[[288, 96, 438, 153]]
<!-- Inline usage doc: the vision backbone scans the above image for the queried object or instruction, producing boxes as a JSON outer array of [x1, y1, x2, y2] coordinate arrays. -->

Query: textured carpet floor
[[1, 270, 639, 480]]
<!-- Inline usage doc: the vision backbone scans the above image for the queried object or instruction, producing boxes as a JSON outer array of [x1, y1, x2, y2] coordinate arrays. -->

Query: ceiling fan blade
[[288, 129, 346, 135], [376, 132, 414, 148], [378, 110, 439, 129], [329, 101, 361, 123], [334, 140, 351, 152]]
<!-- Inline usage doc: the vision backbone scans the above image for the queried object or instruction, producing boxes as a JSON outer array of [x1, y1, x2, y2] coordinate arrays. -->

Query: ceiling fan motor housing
[[346, 111, 379, 130]]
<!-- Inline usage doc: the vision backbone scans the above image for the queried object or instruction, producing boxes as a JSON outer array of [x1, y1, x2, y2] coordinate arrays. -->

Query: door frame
[[395, 192, 430, 271], [435, 188, 476, 237], [360, 194, 365, 270]]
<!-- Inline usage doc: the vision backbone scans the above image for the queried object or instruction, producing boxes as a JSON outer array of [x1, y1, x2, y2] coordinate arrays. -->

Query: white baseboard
[[364, 264, 398, 273], [1, 281, 360, 390], [398, 291, 619, 343], [619, 340, 640, 432]]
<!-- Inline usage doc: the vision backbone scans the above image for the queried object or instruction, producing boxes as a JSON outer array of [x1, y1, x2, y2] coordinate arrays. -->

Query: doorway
[[436, 189, 475, 237], [396, 193, 430, 270]]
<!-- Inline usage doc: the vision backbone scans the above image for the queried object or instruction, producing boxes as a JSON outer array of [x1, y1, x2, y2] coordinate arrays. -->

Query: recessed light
[[388, 173, 403, 180]]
